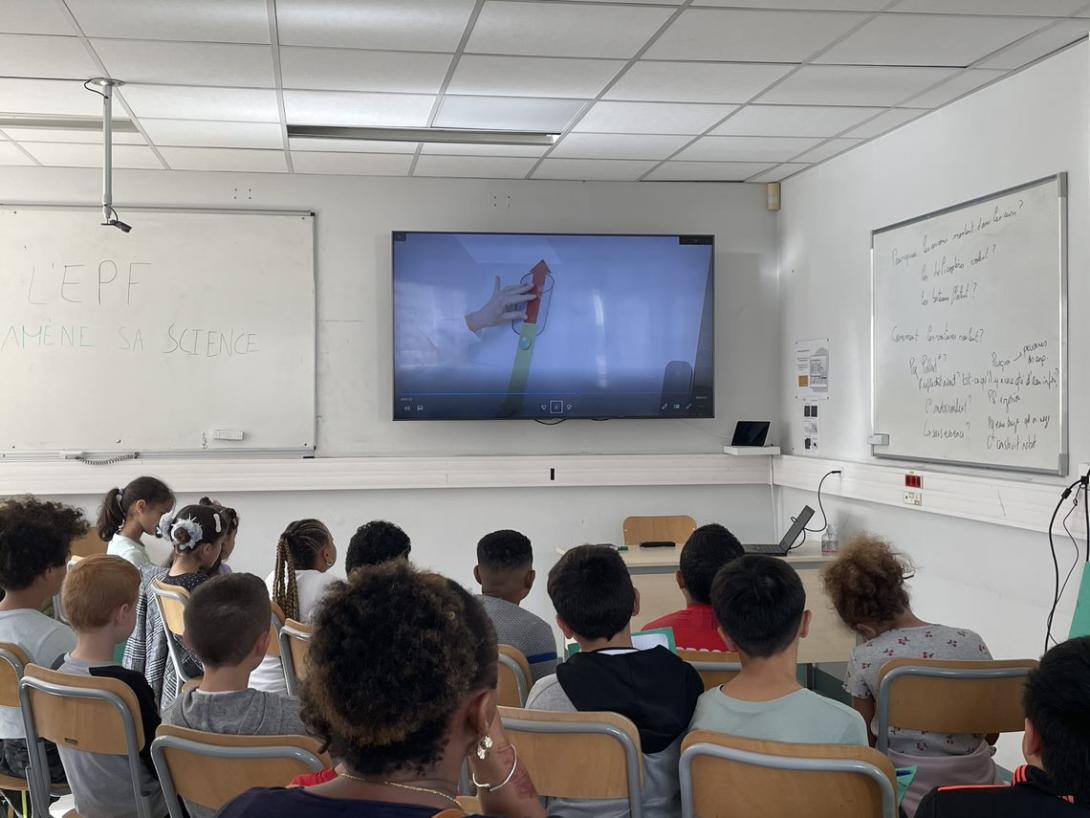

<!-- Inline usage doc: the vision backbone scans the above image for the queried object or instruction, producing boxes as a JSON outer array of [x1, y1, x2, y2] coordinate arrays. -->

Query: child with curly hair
[[822, 534, 998, 815]]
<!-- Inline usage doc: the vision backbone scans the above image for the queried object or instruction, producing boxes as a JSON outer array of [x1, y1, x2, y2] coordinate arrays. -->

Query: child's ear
[[473, 566, 482, 585], [675, 570, 685, 591], [555, 616, 575, 639], [631, 587, 641, 618], [133, 499, 146, 516], [525, 569, 536, 590], [254, 628, 271, 658], [181, 632, 193, 652], [798, 609, 812, 640], [466, 687, 495, 742], [717, 625, 740, 654]]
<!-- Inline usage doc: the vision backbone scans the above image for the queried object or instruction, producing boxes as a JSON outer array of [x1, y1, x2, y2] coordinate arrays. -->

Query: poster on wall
[[795, 338, 830, 400], [802, 403, 820, 452]]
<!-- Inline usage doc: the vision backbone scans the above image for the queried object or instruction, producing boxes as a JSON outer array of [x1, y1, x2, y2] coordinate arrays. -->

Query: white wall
[[777, 42, 1090, 768]]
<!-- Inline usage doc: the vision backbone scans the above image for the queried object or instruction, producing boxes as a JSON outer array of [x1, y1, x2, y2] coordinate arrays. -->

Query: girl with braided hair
[[220, 561, 547, 818]]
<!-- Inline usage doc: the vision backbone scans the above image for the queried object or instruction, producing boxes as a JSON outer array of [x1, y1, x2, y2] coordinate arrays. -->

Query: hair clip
[[170, 518, 204, 550], [213, 513, 223, 534], [156, 510, 175, 540]]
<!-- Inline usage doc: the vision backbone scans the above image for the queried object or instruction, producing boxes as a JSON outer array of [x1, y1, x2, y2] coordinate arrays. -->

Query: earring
[[476, 735, 493, 760]]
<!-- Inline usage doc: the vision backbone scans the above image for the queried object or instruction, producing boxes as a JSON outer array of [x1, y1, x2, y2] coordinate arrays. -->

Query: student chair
[[497, 645, 532, 707], [622, 515, 697, 548], [69, 532, 108, 559], [875, 657, 1039, 753], [150, 724, 329, 818], [149, 580, 196, 685], [677, 649, 742, 692], [267, 601, 286, 660], [278, 619, 313, 697], [680, 731, 898, 818], [498, 706, 645, 818], [19, 665, 157, 818]]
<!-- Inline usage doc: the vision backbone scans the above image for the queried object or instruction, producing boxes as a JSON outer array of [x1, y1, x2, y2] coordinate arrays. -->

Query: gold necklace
[[339, 772, 460, 807]]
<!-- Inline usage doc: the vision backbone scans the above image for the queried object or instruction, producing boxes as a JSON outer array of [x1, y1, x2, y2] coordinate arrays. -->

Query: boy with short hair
[[474, 529, 557, 681], [689, 554, 867, 745], [166, 573, 304, 818], [0, 497, 83, 800], [344, 520, 410, 575], [917, 636, 1090, 817], [56, 555, 164, 818], [644, 523, 744, 651], [527, 545, 703, 818]]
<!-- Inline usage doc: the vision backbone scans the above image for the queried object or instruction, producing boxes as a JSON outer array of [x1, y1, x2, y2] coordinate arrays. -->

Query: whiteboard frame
[[869, 173, 1068, 476], [0, 203, 319, 459]]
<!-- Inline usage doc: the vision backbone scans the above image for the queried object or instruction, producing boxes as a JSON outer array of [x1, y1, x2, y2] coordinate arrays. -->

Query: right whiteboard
[[871, 174, 1067, 474]]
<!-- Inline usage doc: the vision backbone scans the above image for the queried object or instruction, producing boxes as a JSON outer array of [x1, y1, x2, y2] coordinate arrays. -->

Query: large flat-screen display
[[392, 232, 714, 420]]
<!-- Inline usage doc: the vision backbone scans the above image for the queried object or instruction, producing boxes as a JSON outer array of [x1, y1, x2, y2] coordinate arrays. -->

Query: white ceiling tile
[[159, 147, 288, 172], [748, 163, 811, 183], [65, 0, 271, 43], [978, 20, 1090, 69], [277, 0, 476, 51], [607, 62, 794, 103], [0, 141, 37, 166], [91, 40, 274, 88], [817, 13, 1046, 67], [20, 141, 162, 168], [284, 91, 434, 127], [448, 56, 625, 99], [0, 34, 98, 78], [712, 104, 882, 137], [0, 0, 76, 34], [466, 1, 673, 58], [790, 137, 863, 163], [291, 151, 412, 175], [757, 65, 957, 105], [120, 86, 280, 121], [288, 137, 418, 153], [532, 158, 657, 181], [901, 69, 1005, 107], [0, 126, 145, 144], [562, 0, 683, 4], [894, 0, 1085, 15], [676, 135, 821, 162], [644, 161, 774, 181], [551, 132, 690, 160], [413, 154, 536, 179], [694, 0, 888, 8], [141, 119, 283, 149], [647, 9, 866, 62], [280, 47, 452, 94], [0, 78, 103, 116], [575, 101, 737, 135], [434, 96, 584, 131], [843, 107, 927, 138], [419, 142, 549, 157]]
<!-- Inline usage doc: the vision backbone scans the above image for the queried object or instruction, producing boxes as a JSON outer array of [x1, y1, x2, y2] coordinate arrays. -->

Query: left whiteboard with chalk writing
[[0, 206, 315, 457]]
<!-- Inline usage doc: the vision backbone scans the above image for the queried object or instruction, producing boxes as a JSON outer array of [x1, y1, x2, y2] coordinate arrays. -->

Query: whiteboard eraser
[[869, 433, 890, 446], [60, 450, 86, 460], [211, 429, 245, 442]]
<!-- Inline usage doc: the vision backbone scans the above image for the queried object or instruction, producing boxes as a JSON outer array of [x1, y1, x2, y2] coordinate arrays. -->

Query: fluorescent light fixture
[[0, 115, 138, 133], [287, 124, 559, 147]]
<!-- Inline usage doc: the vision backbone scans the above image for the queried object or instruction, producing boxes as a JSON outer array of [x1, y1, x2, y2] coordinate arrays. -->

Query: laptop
[[731, 420, 771, 447], [744, 505, 815, 556]]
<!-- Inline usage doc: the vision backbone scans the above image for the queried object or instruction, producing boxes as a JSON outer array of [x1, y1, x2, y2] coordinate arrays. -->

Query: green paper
[[1068, 566, 1090, 639], [895, 767, 918, 805]]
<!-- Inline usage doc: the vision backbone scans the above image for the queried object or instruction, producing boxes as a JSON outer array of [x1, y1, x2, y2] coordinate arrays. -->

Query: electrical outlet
[[903, 490, 923, 507]]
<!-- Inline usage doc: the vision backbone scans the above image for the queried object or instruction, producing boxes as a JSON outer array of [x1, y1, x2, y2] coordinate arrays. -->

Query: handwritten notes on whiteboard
[[871, 175, 1066, 473]]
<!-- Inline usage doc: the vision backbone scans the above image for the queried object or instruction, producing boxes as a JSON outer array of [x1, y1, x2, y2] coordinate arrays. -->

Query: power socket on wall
[[903, 490, 923, 507]]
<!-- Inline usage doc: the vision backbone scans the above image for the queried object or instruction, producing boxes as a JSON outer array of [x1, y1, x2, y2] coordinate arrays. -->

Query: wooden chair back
[[622, 515, 697, 547], [0, 643, 30, 710], [499, 706, 644, 817], [151, 724, 329, 815], [151, 580, 190, 638], [677, 649, 742, 691], [497, 645, 532, 707], [876, 657, 1038, 751], [266, 601, 286, 659], [680, 731, 897, 818], [278, 619, 313, 696], [70, 531, 108, 559]]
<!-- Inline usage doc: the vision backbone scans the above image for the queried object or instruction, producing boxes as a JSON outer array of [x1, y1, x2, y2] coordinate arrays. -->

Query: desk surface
[[557, 545, 835, 571]]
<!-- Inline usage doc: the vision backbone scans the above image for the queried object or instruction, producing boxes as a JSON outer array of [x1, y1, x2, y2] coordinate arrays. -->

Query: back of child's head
[[476, 529, 533, 576], [185, 573, 270, 667], [62, 555, 140, 631], [159, 504, 227, 556], [199, 496, 239, 535], [712, 555, 805, 658], [547, 544, 634, 640], [345, 520, 410, 574], [1024, 636, 1090, 802], [97, 476, 174, 540], [302, 560, 496, 777], [821, 534, 911, 630], [680, 523, 744, 605], [272, 518, 333, 620], [0, 497, 87, 592]]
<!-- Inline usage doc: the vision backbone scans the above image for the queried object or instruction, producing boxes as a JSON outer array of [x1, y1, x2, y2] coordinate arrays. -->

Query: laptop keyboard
[[743, 543, 790, 556]]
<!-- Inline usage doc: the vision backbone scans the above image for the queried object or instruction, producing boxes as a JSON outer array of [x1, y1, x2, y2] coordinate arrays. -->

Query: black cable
[[533, 418, 565, 426], [786, 527, 806, 552], [804, 469, 842, 534], [1084, 464, 1089, 563], [1057, 499, 1081, 613], [1045, 477, 1083, 653], [83, 79, 106, 99]]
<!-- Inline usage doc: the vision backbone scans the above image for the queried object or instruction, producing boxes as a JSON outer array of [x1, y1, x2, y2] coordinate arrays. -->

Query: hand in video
[[465, 276, 538, 334]]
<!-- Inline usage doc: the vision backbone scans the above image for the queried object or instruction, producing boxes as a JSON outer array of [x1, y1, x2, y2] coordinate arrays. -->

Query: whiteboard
[[0, 207, 315, 456], [871, 175, 1067, 474]]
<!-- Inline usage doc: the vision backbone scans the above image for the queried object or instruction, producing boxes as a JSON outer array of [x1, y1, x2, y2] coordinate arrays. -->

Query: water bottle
[[821, 523, 839, 555]]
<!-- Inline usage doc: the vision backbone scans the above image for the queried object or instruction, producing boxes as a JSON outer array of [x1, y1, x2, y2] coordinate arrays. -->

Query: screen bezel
[[390, 230, 715, 421]]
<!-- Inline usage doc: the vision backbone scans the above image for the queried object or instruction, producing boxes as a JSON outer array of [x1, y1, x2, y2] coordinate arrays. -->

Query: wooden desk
[[565, 546, 857, 666]]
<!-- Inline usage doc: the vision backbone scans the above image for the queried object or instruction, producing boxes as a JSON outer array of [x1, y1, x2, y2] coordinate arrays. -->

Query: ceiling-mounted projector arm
[[85, 77, 131, 233]]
